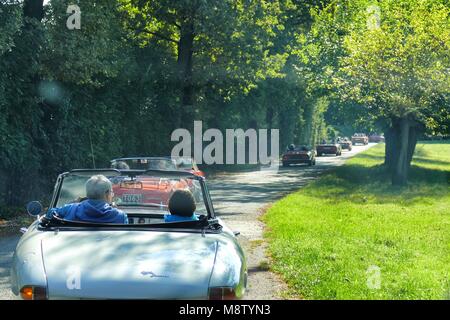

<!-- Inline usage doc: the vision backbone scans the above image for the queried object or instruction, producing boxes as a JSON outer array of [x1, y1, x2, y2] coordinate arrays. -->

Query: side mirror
[[26, 201, 43, 216]]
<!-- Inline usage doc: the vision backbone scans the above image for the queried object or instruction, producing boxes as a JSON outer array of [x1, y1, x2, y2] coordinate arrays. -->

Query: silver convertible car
[[10, 169, 247, 300]]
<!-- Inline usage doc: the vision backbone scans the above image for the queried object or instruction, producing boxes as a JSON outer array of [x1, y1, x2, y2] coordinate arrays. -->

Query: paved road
[[0, 143, 375, 300], [0, 234, 19, 300]]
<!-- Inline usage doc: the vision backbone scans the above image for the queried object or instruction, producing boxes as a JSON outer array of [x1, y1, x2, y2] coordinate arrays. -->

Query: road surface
[[0, 143, 374, 300]]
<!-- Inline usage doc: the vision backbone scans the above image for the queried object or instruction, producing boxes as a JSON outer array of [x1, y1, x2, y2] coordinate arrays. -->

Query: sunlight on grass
[[264, 142, 450, 299]]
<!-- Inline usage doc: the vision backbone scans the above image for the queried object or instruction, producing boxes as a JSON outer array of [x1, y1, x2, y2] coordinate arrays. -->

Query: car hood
[[41, 230, 218, 299]]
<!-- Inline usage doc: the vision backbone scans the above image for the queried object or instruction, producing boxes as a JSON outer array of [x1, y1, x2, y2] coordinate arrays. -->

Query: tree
[[121, 0, 287, 127], [0, 0, 344, 208], [302, 0, 450, 185]]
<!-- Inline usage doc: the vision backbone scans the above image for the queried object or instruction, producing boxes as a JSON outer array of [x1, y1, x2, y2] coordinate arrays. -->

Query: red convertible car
[[351, 133, 369, 145], [112, 176, 190, 209], [281, 145, 316, 167]]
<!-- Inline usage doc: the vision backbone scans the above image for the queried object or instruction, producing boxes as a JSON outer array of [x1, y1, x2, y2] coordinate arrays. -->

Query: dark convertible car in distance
[[316, 142, 342, 156], [338, 138, 352, 151], [368, 134, 385, 143]]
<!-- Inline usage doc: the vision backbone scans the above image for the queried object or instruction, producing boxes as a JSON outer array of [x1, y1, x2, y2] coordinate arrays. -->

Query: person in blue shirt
[[52, 175, 128, 224], [164, 189, 199, 223]]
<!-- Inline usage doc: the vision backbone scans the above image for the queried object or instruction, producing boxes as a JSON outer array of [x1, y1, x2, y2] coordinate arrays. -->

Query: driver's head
[[86, 175, 114, 203], [111, 161, 130, 170], [149, 160, 165, 170], [168, 189, 196, 217]]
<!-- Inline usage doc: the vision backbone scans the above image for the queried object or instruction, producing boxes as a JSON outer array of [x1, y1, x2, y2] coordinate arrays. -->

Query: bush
[[0, 206, 26, 220]]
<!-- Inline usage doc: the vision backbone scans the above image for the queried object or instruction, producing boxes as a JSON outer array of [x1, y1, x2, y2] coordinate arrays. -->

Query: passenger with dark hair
[[164, 189, 199, 222]]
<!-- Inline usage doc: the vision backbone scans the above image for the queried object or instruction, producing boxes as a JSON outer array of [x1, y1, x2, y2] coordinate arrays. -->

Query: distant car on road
[[10, 169, 247, 300], [351, 133, 368, 145], [368, 134, 385, 143], [316, 142, 342, 156], [281, 145, 316, 167], [338, 138, 352, 151]]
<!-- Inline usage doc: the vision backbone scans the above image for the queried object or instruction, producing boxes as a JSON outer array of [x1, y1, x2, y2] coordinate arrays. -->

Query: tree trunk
[[266, 106, 274, 154], [23, 0, 44, 21], [384, 124, 400, 173], [407, 124, 418, 165], [278, 104, 296, 148], [177, 20, 195, 126], [302, 102, 314, 146], [385, 118, 401, 174], [392, 117, 411, 186], [384, 126, 394, 168]]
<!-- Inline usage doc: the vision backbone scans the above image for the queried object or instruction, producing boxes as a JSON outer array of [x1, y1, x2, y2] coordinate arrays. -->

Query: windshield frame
[[110, 157, 178, 170], [46, 168, 216, 228]]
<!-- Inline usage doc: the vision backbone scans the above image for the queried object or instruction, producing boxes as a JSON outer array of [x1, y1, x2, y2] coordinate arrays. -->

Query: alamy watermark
[[66, 266, 81, 290], [366, 265, 381, 290], [171, 121, 279, 169], [66, 4, 81, 30], [367, 5, 381, 30]]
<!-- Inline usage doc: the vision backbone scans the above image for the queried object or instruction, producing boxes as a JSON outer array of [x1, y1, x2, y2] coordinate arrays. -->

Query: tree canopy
[[0, 0, 448, 210]]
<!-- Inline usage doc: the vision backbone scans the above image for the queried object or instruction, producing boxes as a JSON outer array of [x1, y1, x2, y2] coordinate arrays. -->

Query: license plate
[[122, 194, 143, 203]]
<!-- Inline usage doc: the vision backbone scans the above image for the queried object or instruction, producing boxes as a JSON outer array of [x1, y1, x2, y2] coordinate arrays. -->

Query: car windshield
[[290, 146, 310, 151], [56, 171, 208, 216], [111, 158, 177, 171], [175, 157, 194, 170]]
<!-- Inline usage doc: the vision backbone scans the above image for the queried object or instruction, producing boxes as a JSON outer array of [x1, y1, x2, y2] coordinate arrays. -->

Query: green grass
[[263, 142, 450, 299]]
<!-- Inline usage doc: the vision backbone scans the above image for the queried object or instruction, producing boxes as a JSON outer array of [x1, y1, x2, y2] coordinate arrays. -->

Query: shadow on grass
[[412, 157, 450, 167]]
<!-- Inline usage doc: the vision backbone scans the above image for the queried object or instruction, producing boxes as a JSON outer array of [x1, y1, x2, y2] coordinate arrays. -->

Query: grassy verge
[[263, 142, 450, 299]]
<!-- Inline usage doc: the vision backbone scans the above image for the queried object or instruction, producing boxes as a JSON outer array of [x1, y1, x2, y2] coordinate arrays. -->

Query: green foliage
[[302, 0, 450, 131], [1, 0, 314, 208], [0, 2, 22, 56], [6, 0, 441, 207], [42, 0, 125, 86], [340, 0, 449, 120]]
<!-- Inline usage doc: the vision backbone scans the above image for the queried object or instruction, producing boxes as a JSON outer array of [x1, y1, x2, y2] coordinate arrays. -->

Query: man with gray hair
[[51, 175, 128, 224]]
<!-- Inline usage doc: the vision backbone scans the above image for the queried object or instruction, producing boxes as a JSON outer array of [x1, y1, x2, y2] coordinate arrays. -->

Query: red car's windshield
[[111, 158, 178, 171]]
